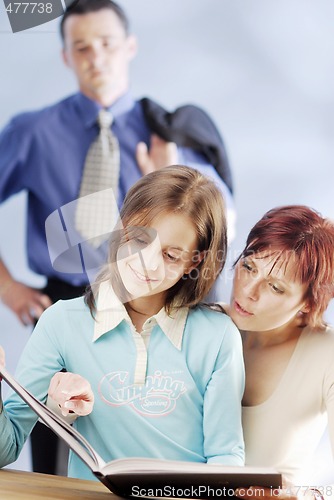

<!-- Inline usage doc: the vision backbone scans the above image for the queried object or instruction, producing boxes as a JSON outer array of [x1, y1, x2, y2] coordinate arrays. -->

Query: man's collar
[[74, 92, 135, 129], [93, 281, 188, 350]]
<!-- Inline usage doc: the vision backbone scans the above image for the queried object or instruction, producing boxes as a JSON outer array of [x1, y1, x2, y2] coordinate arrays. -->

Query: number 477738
[[5, 3, 53, 14]]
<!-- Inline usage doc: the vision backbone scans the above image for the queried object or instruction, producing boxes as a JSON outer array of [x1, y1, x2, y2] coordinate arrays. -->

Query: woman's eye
[[270, 283, 284, 294], [242, 260, 253, 272]]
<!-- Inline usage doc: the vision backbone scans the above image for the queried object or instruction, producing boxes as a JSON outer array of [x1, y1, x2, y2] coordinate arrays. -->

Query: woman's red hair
[[241, 205, 334, 329]]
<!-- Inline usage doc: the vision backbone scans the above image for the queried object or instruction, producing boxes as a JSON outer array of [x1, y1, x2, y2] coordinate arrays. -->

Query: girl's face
[[116, 213, 201, 301], [229, 252, 309, 332]]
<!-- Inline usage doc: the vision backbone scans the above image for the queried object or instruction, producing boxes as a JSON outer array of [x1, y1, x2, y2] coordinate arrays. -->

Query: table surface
[[0, 468, 120, 499]]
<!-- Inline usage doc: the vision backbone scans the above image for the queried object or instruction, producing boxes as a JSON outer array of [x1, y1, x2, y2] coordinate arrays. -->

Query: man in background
[[0, 0, 234, 475]]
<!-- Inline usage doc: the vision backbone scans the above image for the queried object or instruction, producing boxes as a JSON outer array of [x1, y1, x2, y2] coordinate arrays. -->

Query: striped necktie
[[75, 109, 120, 248]]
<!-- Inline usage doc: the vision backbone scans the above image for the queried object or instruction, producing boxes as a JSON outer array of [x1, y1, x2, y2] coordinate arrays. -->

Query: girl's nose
[[142, 237, 163, 272]]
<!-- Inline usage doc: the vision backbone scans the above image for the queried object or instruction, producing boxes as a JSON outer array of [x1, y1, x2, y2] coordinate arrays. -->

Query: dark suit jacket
[[140, 97, 233, 194]]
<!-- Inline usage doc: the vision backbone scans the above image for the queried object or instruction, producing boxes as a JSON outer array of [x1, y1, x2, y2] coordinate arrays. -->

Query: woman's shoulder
[[324, 323, 334, 336], [304, 323, 334, 342], [302, 324, 334, 361]]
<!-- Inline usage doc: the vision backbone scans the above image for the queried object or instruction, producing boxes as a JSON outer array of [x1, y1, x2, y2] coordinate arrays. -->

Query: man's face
[[62, 9, 137, 103]]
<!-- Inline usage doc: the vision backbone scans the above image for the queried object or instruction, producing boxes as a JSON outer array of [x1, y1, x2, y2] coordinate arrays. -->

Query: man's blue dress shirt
[[0, 92, 234, 286]]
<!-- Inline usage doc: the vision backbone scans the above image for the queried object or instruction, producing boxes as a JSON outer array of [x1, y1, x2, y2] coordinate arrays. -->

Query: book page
[[101, 456, 281, 478]]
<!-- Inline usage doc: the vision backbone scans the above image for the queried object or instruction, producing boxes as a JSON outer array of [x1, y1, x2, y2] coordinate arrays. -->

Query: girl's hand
[[48, 372, 94, 417]]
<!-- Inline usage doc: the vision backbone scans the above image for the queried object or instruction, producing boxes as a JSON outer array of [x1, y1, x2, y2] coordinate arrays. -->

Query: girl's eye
[[164, 251, 178, 262], [242, 260, 253, 272], [134, 237, 148, 246], [269, 283, 284, 294]]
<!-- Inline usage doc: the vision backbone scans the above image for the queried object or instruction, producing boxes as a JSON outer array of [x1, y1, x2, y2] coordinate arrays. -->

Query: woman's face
[[116, 213, 201, 301], [229, 252, 309, 332]]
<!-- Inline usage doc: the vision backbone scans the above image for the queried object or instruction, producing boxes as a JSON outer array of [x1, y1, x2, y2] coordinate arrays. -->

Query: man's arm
[[0, 259, 51, 326], [0, 116, 53, 326]]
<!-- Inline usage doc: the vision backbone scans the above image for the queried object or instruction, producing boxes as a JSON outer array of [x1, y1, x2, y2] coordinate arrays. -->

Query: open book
[[1, 367, 282, 498]]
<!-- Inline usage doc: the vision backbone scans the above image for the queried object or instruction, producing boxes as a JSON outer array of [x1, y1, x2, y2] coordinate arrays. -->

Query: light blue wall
[[0, 0, 333, 481]]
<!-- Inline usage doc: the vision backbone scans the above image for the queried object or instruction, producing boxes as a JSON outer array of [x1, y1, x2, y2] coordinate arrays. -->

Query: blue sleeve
[[0, 116, 33, 202], [0, 303, 66, 468], [203, 318, 245, 466]]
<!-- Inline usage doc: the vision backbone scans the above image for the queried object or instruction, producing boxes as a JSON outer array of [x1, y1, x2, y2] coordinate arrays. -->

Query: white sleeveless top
[[242, 326, 334, 483]]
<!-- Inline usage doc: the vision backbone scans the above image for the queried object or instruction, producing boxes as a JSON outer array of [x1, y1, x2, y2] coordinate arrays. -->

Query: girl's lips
[[130, 265, 158, 283], [234, 300, 254, 317]]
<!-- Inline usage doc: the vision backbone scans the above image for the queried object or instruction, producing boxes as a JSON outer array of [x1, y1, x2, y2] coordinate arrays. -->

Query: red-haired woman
[[226, 205, 334, 496]]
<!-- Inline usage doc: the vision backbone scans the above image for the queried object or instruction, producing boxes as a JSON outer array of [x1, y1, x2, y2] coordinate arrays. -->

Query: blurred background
[[0, 0, 333, 483]]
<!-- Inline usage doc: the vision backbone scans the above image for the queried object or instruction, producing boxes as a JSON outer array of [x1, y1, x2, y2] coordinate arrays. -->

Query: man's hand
[[48, 372, 94, 417], [0, 280, 52, 326], [136, 134, 178, 175]]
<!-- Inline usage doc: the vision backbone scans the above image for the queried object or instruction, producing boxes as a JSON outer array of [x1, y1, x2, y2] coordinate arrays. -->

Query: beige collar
[[92, 281, 188, 350]]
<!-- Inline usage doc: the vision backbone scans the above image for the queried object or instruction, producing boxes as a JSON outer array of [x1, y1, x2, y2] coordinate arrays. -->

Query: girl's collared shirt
[[93, 281, 188, 385], [0, 294, 245, 479]]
